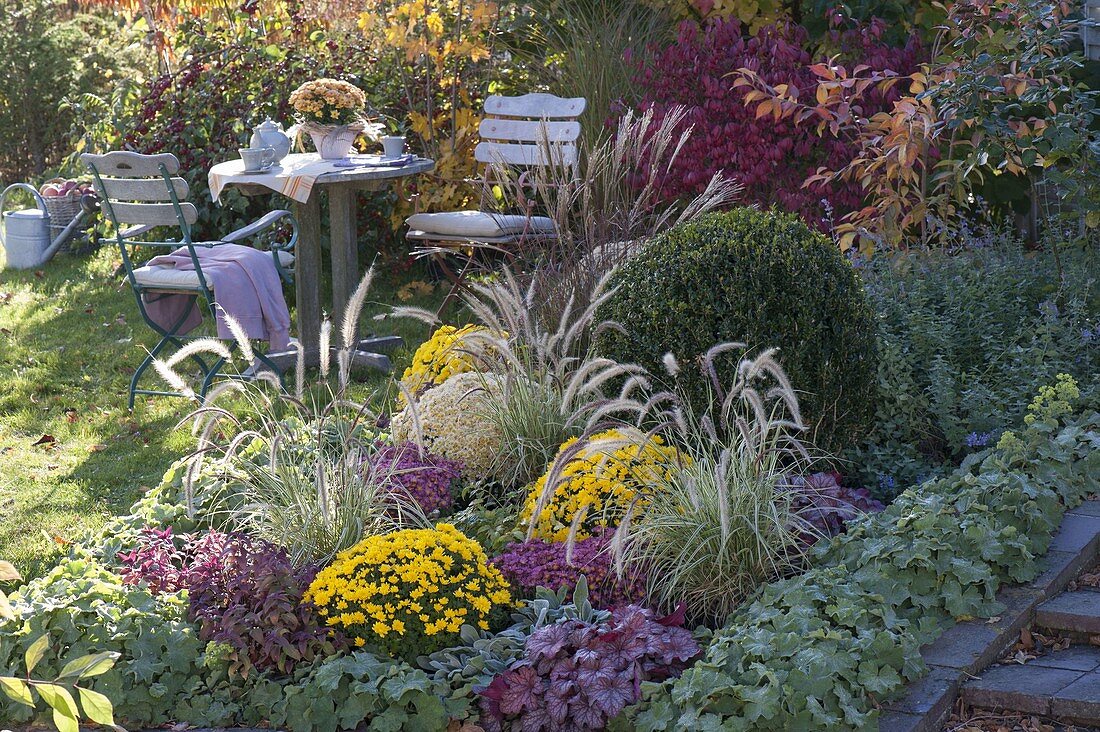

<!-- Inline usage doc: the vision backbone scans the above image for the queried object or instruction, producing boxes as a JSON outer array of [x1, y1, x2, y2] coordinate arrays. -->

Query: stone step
[[961, 646, 1100, 725], [1036, 590, 1100, 635]]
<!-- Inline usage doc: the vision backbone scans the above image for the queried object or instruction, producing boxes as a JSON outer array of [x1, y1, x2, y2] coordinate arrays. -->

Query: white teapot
[[250, 120, 292, 163]]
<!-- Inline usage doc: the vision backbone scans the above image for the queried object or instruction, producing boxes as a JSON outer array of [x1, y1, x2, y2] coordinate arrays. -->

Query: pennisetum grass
[[151, 267, 432, 565]]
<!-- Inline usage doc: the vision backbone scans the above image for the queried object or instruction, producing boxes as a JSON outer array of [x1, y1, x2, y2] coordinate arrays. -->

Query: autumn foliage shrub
[[631, 17, 921, 228]]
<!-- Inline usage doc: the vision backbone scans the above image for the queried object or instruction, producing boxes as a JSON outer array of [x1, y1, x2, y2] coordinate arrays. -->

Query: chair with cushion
[[405, 93, 585, 300], [81, 151, 297, 408]]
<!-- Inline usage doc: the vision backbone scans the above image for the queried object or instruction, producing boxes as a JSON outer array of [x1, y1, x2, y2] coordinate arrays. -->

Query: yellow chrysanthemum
[[304, 524, 511, 658], [521, 429, 685, 541], [398, 324, 496, 404]]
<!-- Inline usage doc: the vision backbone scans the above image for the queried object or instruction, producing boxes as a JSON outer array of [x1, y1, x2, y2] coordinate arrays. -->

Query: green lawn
[[0, 245, 448, 580]]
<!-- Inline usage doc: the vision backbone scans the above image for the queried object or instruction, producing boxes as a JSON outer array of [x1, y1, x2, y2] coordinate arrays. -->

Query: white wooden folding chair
[[82, 151, 297, 408], [405, 93, 585, 301]]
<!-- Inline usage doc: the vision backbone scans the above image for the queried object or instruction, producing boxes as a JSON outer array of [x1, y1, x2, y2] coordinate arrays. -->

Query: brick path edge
[[878, 498, 1100, 732]]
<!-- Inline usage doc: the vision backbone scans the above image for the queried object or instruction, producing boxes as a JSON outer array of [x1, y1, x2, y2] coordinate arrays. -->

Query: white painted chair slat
[[478, 119, 581, 144], [475, 141, 578, 167], [80, 151, 180, 177], [109, 201, 199, 227], [98, 176, 189, 202], [483, 93, 587, 119]]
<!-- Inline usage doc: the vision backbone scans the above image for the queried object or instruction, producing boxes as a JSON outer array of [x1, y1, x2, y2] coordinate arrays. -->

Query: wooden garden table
[[209, 153, 435, 371]]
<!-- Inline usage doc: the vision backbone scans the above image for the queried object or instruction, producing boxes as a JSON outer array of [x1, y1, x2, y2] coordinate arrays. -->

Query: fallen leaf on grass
[[31, 433, 57, 447], [64, 409, 78, 423], [33, 270, 44, 279], [88, 444, 107, 453], [0, 561, 21, 582], [42, 531, 72, 547]]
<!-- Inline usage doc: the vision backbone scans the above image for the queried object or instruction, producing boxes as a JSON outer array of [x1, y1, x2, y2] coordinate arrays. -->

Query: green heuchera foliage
[[0, 555, 203, 726], [618, 375, 1099, 730], [596, 208, 878, 452], [849, 246, 1099, 496]]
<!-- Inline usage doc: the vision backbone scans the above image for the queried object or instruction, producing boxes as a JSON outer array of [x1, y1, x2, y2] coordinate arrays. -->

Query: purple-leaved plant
[[786, 472, 885, 544], [365, 441, 462, 516], [186, 532, 342, 676], [118, 527, 341, 676], [479, 604, 699, 731], [492, 529, 647, 609]]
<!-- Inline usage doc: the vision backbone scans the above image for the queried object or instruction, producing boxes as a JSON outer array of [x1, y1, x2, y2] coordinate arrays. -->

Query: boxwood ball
[[595, 207, 878, 452]]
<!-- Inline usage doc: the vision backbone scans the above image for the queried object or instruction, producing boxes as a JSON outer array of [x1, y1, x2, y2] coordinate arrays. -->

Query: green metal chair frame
[[81, 151, 298, 408]]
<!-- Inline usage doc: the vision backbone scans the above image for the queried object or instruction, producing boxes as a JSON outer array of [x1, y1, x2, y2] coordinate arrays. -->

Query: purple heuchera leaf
[[365, 441, 461, 516], [492, 528, 647, 608], [479, 604, 699, 730], [525, 622, 572, 662], [785, 471, 885, 544], [589, 672, 636, 716], [497, 665, 543, 716]]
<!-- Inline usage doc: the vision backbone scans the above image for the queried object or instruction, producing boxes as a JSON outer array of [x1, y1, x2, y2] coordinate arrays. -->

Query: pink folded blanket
[[141, 243, 291, 352]]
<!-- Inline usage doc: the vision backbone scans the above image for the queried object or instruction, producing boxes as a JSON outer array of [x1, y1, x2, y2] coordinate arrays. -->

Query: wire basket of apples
[[39, 178, 98, 253]]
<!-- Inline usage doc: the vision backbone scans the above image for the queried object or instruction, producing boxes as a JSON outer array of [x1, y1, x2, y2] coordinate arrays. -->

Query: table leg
[[328, 185, 359, 344], [293, 195, 323, 358]]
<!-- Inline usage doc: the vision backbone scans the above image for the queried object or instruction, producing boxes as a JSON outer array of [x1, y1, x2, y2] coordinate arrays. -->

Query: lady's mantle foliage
[[621, 376, 1098, 730]]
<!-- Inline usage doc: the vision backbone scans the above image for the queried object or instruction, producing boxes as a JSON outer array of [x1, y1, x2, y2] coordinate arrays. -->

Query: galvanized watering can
[[0, 183, 94, 270]]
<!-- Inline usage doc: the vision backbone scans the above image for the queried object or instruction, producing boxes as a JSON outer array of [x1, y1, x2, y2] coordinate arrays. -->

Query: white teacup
[[381, 136, 406, 159], [240, 147, 276, 172]]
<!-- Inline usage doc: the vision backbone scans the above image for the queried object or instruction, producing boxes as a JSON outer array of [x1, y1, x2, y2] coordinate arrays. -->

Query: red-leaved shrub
[[631, 18, 923, 228]]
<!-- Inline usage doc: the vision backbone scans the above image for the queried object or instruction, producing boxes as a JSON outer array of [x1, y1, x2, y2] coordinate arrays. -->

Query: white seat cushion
[[406, 210, 556, 238], [132, 247, 294, 289]]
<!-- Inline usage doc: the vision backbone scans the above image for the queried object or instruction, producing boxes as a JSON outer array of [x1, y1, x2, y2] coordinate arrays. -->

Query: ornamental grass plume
[[153, 269, 431, 565], [492, 104, 742, 338], [607, 344, 839, 625], [384, 269, 652, 492], [460, 269, 653, 489]]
